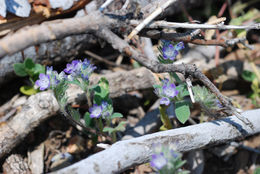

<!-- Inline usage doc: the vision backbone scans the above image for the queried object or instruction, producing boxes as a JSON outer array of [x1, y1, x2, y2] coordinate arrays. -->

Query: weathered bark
[[54, 109, 260, 174], [0, 67, 156, 159], [0, 33, 97, 84], [2, 154, 31, 174]]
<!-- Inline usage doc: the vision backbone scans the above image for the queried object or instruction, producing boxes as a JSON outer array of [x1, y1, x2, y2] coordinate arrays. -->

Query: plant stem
[[159, 105, 173, 129], [98, 117, 104, 132], [85, 87, 92, 108], [200, 112, 204, 123], [170, 72, 182, 84], [112, 132, 117, 143]]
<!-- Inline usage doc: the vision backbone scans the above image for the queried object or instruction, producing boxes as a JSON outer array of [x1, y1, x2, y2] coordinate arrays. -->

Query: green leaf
[[242, 70, 257, 82], [114, 121, 127, 132], [34, 64, 45, 74], [110, 112, 123, 119], [93, 85, 109, 104], [103, 127, 115, 134], [84, 112, 93, 127], [175, 101, 190, 124], [176, 84, 189, 98], [254, 167, 260, 174], [20, 86, 38, 95], [99, 77, 109, 90], [67, 106, 81, 121], [13, 63, 27, 77], [153, 84, 161, 89], [24, 58, 35, 70], [53, 81, 69, 110]]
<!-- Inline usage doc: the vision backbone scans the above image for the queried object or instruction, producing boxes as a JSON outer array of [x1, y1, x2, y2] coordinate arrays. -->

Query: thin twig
[[130, 20, 260, 30], [127, 0, 177, 39], [84, 50, 130, 69], [99, 0, 115, 12], [140, 30, 247, 47]]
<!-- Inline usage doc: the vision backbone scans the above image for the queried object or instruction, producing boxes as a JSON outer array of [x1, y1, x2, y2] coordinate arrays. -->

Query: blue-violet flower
[[89, 104, 103, 118], [162, 44, 178, 60], [155, 79, 179, 106], [63, 59, 96, 81], [150, 153, 168, 170], [35, 74, 50, 90]]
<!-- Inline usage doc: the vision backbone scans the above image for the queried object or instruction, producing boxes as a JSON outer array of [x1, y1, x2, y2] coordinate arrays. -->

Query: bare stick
[[130, 20, 260, 30], [127, 0, 177, 39], [140, 30, 247, 47], [54, 109, 260, 174], [84, 50, 130, 69]]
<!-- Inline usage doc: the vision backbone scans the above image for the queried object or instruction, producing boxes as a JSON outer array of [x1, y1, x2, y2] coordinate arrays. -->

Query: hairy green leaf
[[175, 101, 190, 124]]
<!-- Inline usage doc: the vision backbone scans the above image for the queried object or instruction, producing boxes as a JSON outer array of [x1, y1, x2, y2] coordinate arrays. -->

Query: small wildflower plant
[[150, 144, 189, 174], [154, 40, 191, 128], [35, 59, 125, 142], [13, 58, 45, 95]]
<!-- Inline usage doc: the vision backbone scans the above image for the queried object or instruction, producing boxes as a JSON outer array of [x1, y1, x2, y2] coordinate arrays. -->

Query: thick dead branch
[[0, 11, 118, 58], [0, 68, 156, 159], [54, 109, 260, 174], [0, 33, 96, 84]]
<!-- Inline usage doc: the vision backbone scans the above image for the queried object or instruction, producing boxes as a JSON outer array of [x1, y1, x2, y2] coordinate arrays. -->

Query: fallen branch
[[0, 33, 97, 84], [0, 68, 156, 159], [130, 20, 260, 30], [54, 109, 260, 174], [0, 11, 118, 58]]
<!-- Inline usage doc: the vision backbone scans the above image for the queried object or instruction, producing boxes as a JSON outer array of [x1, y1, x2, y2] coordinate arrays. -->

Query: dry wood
[[0, 11, 119, 58], [130, 20, 260, 30], [53, 109, 260, 174], [0, 33, 97, 84], [0, 67, 156, 159], [2, 154, 31, 174]]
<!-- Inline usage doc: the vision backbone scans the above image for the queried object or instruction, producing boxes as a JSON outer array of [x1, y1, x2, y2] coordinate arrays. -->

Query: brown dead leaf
[[33, 5, 51, 18]]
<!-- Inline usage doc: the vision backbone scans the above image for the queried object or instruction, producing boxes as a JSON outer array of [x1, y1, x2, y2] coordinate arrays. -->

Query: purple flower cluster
[[155, 79, 179, 106], [36, 66, 64, 90], [36, 59, 96, 91], [162, 41, 184, 61], [64, 59, 96, 81], [89, 101, 111, 118]]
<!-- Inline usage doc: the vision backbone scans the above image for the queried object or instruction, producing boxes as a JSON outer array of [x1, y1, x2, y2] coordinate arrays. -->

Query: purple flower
[[162, 83, 179, 98], [175, 42, 185, 51], [63, 59, 96, 81], [89, 104, 103, 118], [150, 153, 168, 170], [35, 74, 50, 90], [160, 97, 170, 105], [170, 150, 179, 159], [154, 79, 179, 106], [162, 44, 178, 60]]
